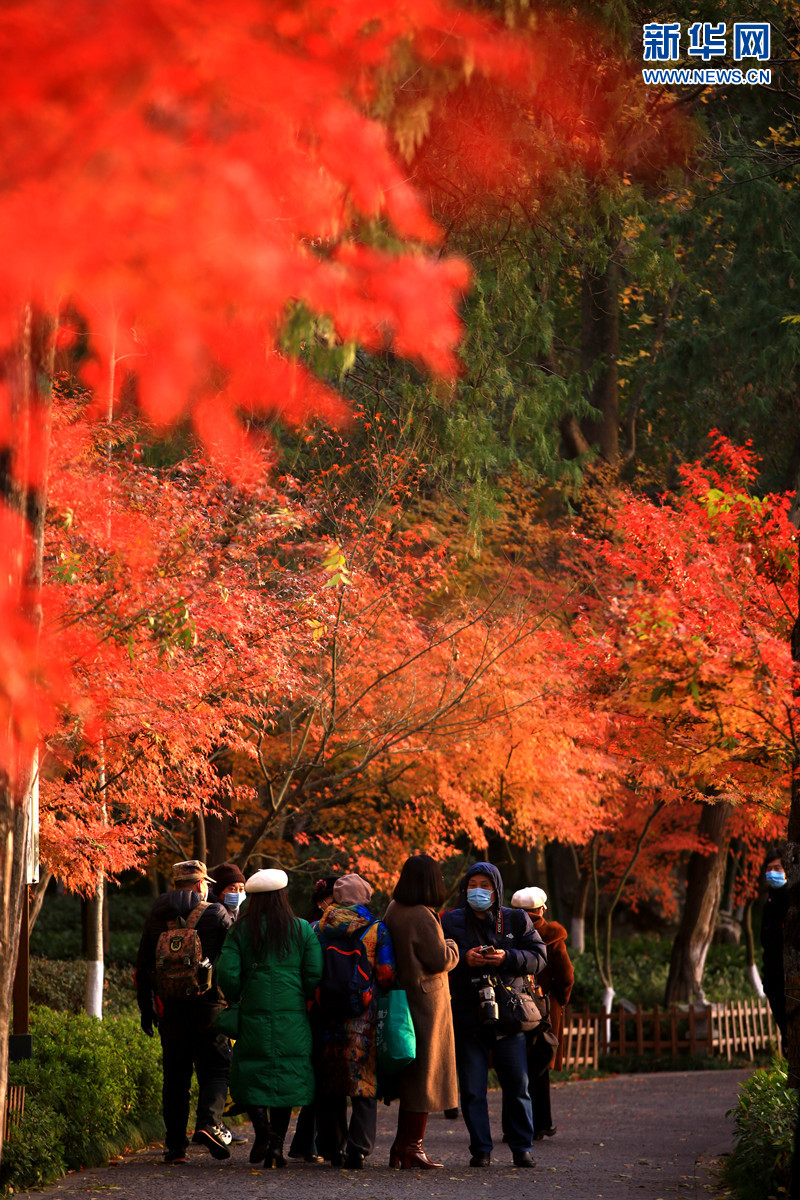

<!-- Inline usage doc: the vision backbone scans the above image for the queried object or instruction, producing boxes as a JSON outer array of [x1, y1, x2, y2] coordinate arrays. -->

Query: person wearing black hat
[[210, 862, 247, 919], [135, 859, 234, 1164]]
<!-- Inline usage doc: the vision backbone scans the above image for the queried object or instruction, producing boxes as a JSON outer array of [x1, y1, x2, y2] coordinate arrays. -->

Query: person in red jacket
[[511, 887, 574, 1140]]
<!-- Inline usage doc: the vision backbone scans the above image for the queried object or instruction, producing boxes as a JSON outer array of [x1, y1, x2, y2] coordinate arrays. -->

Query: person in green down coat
[[217, 868, 323, 1169]]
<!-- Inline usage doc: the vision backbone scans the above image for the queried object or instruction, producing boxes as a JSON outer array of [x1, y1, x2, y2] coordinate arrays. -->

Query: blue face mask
[[224, 891, 246, 910], [766, 871, 787, 889], [467, 887, 494, 912]]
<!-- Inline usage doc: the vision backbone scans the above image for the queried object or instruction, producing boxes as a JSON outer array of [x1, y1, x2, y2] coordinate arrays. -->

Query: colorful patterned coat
[[313, 902, 396, 1098]]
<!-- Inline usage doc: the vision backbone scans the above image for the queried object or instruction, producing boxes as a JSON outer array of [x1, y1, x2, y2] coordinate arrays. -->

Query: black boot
[[264, 1132, 287, 1169], [248, 1108, 271, 1165]]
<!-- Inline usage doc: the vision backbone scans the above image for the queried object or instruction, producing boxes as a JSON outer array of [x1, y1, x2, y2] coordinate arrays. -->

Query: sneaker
[[164, 1146, 188, 1164], [192, 1124, 232, 1160], [221, 1122, 247, 1145]]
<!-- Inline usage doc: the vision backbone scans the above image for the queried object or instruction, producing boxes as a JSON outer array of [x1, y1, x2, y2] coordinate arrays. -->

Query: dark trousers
[[455, 1029, 533, 1156], [267, 1107, 291, 1140], [530, 1068, 552, 1132], [289, 1104, 318, 1157], [316, 1095, 377, 1158], [159, 1005, 232, 1152]]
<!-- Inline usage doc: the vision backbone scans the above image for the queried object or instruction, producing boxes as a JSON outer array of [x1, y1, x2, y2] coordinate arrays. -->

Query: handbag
[[376, 989, 416, 1074], [528, 1020, 559, 1075], [492, 975, 543, 1034], [525, 983, 559, 1075]]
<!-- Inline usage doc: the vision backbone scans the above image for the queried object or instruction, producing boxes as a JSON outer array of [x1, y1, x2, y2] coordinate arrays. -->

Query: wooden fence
[[3, 1084, 25, 1143], [560, 998, 777, 1070]]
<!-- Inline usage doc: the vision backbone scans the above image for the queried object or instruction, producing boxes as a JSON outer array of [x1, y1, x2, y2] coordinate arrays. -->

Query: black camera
[[197, 957, 213, 994], [471, 974, 499, 1025]]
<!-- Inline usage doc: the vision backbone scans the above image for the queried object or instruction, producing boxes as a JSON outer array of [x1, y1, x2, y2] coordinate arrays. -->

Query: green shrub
[[30, 957, 137, 1015], [570, 934, 753, 1009], [0, 1007, 163, 1196], [721, 1060, 796, 1200], [0, 1090, 67, 1193], [30, 888, 155, 964]]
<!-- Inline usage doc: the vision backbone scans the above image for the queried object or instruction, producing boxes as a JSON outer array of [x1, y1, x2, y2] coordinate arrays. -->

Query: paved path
[[14, 1070, 749, 1200]]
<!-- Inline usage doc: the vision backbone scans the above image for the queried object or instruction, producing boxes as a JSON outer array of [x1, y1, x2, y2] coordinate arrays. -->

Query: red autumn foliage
[[1, 0, 637, 812], [564, 434, 795, 915]]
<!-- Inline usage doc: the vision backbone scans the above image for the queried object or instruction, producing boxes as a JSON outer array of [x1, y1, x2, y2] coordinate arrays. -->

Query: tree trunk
[[742, 899, 765, 997], [570, 867, 591, 955], [0, 308, 54, 1159], [579, 232, 621, 466], [28, 869, 52, 932], [84, 880, 104, 1019], [205, 800, 232, 868], [193, 810, 207, 863], [664, 800, 733, 1006]]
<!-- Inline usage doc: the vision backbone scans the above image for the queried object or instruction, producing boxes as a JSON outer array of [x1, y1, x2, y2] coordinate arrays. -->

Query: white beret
[[511, 886, 547, 910], [245, 868, 288, 893]]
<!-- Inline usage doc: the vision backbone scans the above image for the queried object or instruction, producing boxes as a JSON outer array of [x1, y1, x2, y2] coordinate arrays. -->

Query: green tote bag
[[376, 988, 416, 1074]]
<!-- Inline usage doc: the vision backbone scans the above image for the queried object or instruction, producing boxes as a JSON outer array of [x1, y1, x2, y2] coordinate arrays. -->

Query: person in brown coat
[[511, 886, 574, 1139], [383, 855, 459, 1169]]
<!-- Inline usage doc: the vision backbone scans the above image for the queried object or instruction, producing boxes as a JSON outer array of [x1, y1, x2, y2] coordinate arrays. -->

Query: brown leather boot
[[394, 1111, 443, 1169]]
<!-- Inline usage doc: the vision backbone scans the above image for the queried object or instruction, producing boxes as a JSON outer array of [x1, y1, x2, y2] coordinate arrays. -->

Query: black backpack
[[316, 919, 377, 1019]]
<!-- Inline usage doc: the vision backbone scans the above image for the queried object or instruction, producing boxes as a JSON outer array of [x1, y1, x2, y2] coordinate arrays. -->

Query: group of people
[[135, 854, 574, 1170]]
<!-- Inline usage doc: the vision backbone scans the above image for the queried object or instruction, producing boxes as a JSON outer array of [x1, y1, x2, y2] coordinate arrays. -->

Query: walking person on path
[[383, 854, 459, 1169], [441, 861, 547, 1169], [135, 858, 234, 1164], [313, 872, 396, 1169], [216, 868, 323, 1169], [511, 885, 574, 1139]]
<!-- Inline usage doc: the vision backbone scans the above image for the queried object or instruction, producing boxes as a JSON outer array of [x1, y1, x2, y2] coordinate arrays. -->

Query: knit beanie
[[210, 862, 246, 893], [333, 873, 373, 906]]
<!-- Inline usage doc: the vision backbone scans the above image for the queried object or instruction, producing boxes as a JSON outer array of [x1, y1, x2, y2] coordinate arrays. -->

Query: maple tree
[[559, 435, 796, 1003], [1, 0, 631, 1149]]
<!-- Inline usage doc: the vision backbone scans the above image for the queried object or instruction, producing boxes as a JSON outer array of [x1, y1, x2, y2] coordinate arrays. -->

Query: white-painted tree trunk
[[748, 962, 766, 998], [602, 985, 615, 1049], [85, 955, 104, 1019], [85, 878, 104, 1019], [85, 747, 106, 1020], [570, 916, 585, 955]]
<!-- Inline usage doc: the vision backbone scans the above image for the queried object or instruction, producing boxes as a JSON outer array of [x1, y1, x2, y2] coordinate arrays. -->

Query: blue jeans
[[455, 1029, 533, 1156]]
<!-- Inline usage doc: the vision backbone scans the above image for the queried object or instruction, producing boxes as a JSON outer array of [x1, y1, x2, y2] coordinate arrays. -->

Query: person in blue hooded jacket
[[441, 861, 546, 1169]]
